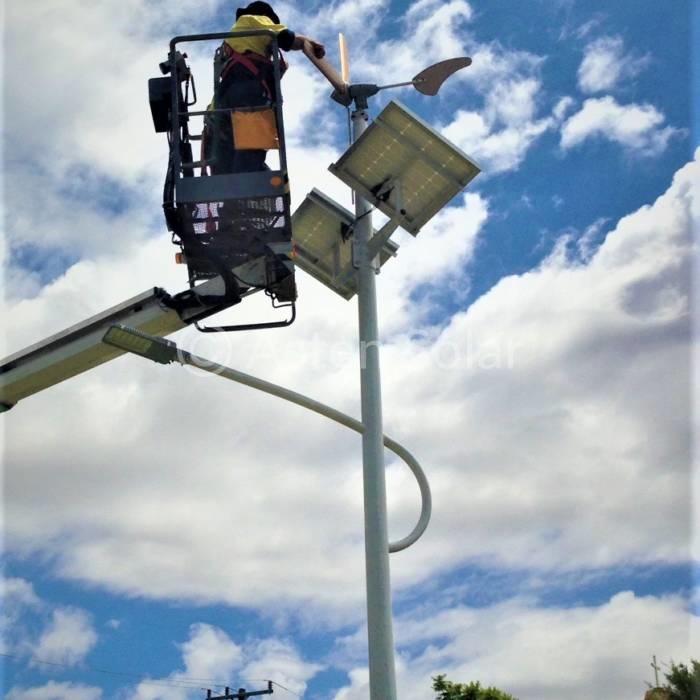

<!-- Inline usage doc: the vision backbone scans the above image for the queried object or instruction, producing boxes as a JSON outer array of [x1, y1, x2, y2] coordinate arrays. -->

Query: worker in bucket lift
[[206, 1, 325, 175]]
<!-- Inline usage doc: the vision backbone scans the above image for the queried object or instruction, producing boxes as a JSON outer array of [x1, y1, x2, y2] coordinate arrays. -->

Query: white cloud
[[241, 638, 324, 696], [553, 95, 576, 121], [333, 592, 695, 700], [293, 0, 389, 40], [377, 193, 489, 332], [4, 148, 695, 622], [2, 577, 42, 609], [578, 35, 649, 93], [130, 624, 242, 700], [6, 681, 102, 700], [442, 105, 554, 174], [0, 577, 98, 670], [347, 0, 475, 83], [465, 42, 544, 94], [575, 217, 609, 261], [560, 96, 681, 155], [31, 608, 98, 667], [1, 2, 695, 675], [438, 62, 570, 175], [129, 624, 321, 700], [179, 624, 243, 680], [485, 78, 541, 126], [380, 153, 695, 584], [1, 577, 43, 653]]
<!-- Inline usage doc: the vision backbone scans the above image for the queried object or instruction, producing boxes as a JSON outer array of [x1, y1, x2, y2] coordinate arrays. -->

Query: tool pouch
[[232, 108, 279, 150]]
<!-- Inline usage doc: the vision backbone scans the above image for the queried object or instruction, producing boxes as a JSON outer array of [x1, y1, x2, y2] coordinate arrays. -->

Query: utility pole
[[651, 655, 661, 686], [205, 682, 273, 699]]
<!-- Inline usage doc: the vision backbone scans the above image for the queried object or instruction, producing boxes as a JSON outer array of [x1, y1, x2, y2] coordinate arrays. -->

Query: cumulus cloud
[[560, 96, 681, 155], [6, 681, 103, 700], [578, 35, 650, 93], [441, 105, 554, 174], [2, 576, 42, 609], [380, 152, 695, 584], [1, 577, 99, 670], [31, 608, 98, 667], [128, 624, 321, 700], [130, 624, 243, 700], [241, 638, 324, 696], [345, 0, 475, 83], [439, 68, 571, 174], [377, 193, 489, 331], [333, 592, 695, 700], [1, 577, 43, 653], [4, 149, 695, 624]]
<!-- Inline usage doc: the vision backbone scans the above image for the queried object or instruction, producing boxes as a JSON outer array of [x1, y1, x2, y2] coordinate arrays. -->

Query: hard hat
[[236, 2, 280, 24]]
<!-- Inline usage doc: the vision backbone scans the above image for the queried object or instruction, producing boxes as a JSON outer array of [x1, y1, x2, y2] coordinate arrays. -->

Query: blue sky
[[2, 1, 697, 699]]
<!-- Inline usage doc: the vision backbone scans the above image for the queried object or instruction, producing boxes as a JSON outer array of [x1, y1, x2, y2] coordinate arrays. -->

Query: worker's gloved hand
[[295, 35, 325, 59], [310, 40, 325, 59]]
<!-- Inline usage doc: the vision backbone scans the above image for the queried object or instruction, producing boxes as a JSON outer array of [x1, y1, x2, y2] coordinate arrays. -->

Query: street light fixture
[[103, 325, 178, 365]]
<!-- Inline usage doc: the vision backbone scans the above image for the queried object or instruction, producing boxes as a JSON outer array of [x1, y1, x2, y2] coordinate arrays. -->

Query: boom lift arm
[[0, 278, 233, 411]]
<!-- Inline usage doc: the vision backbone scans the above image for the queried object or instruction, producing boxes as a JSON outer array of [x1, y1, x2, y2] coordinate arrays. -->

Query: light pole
[[320, 57, 475, 699], [351, 92, 397, 699]]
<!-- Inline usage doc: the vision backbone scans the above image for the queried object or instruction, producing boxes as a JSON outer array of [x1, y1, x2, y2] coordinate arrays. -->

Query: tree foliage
[[432, 674, 518, 700], [664, 659, 700, 700]]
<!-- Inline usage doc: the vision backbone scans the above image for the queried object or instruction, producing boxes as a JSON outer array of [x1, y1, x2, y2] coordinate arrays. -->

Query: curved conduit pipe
[[178, 349, 431, 553]]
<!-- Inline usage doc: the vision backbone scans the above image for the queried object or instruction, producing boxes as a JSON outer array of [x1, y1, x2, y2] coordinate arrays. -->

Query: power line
[[270, 680, 304, 697], [1, 651, 246, 692]]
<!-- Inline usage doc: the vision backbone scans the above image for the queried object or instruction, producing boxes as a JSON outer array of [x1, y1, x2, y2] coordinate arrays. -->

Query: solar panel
[[329, 100, 481, 235], [292, 189, 399, 300]]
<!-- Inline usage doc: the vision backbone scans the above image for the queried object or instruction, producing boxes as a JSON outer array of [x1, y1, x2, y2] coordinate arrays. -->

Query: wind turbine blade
[[302, 40, 347, 93], [339, 33, 350, 85]]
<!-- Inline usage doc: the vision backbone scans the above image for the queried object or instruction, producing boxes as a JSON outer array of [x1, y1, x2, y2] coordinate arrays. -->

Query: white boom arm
[[0, 278, 233, 410]]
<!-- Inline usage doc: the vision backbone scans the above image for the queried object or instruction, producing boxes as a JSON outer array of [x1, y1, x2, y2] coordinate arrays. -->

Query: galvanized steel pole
[[351, 98, 398, 700]]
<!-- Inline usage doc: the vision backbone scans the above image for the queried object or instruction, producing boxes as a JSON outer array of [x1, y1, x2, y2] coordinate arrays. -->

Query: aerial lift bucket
[[149, 30, 296, 332]]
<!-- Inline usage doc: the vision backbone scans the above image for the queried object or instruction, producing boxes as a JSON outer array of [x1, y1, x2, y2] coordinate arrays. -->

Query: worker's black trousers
[[211, 62, 274, 174]]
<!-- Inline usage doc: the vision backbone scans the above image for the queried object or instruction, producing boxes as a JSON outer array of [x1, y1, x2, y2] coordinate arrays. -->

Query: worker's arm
[[278, 30, 342, 93]]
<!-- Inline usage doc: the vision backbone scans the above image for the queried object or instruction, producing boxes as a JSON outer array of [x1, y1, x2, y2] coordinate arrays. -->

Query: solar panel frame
[[291, 189, 398, 300], [329, 100, 481, 235]]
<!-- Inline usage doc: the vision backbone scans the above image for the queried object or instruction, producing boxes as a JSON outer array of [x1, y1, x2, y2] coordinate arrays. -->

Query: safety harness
[[200, 43, 286, 176], [219, 42, 286, 101]]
